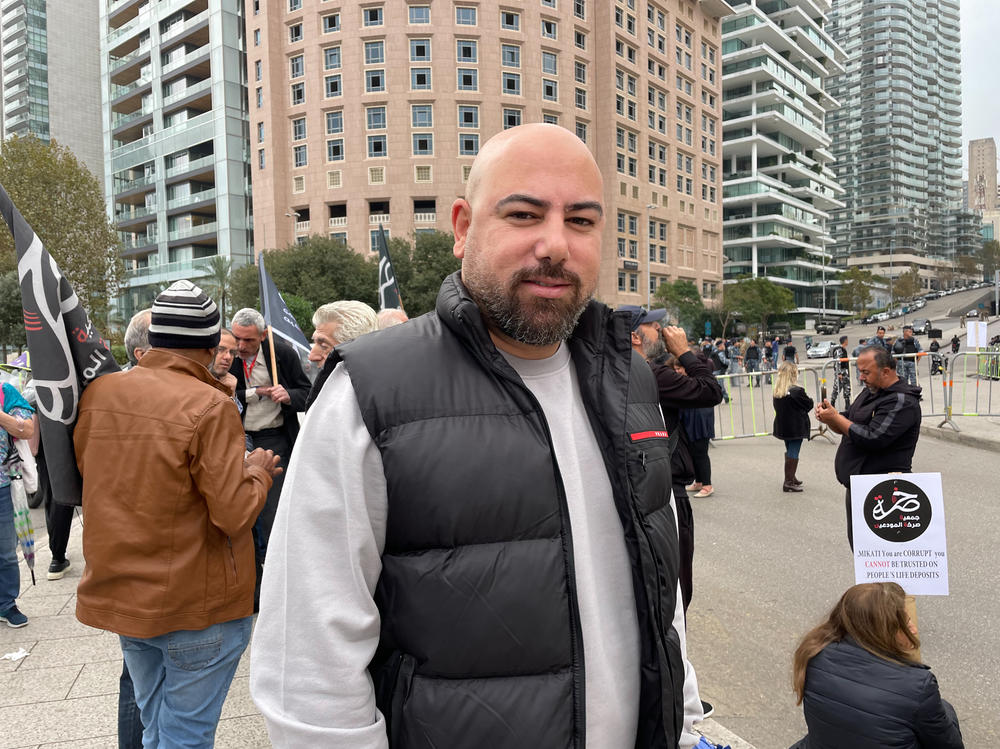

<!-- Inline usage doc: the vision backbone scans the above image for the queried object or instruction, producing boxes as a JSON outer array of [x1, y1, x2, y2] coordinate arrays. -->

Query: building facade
[[826, 0, 973, 293], [0, 0, 104, 181], [969, 137, 997, 213], [720, 0, 846, 317], [101, 0, 253, 318], [248, 0, 732, 309]]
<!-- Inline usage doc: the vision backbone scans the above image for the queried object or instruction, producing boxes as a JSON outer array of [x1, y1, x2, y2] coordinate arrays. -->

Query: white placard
[[851, 473, 949, 596], [967, 321, 988, 348]]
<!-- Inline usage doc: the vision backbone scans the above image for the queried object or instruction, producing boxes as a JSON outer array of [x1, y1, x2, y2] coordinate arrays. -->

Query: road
[[685, 432, 998, 748]]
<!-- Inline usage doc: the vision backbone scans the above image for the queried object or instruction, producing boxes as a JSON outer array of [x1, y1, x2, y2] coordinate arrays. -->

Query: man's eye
[[568, 216, 595, 226]]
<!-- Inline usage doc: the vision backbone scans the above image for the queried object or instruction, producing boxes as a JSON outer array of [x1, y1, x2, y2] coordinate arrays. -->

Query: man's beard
[[643, 336, 666, 360], [463, 258, 593, 347]]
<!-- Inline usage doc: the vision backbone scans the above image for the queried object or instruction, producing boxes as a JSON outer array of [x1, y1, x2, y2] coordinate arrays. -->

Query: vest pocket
[[376, 651, 417, 743]]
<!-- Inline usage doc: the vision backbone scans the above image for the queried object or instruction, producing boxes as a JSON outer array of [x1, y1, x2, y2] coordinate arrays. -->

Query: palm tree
[[204, 255, 232, 324]]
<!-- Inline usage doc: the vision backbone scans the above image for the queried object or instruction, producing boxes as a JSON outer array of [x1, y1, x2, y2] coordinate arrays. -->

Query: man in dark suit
[[229, 308, 310, 601]]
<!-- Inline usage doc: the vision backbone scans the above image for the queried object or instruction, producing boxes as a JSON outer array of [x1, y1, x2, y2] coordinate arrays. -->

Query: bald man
[[252, 124, 702, 748]]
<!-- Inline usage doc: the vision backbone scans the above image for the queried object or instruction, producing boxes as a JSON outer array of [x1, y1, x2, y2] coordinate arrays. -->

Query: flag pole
[[266, 326, 279, 387]]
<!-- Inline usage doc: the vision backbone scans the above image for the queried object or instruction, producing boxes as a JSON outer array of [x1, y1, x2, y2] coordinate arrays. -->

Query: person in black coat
[[791, 582, 964, 749], [772, 361, 813, 492]]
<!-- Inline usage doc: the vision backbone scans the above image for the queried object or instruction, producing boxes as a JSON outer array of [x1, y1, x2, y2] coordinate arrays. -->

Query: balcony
[[110, 43, 150, 73], [167, 189, 216, 211], [2, 21, 25, 43], [5, 112, 29, 129], [413, 212, 437, 223], [112, 107, 153, 129], [114, 173, 157, 195], [116, 205, 156, 223], [2, 64, 26, 87], [165, 154, 215, 179], [112, 76, 152, 101], [125, 256, 213, 283], [369, 214, 390, 225], [328, 216, 347, 228], [162, 78, 211, 108], [168, 221, 217, 242], [161, 9, 209, 43], [294, 220, 311, 233], [161, 42, 210, 75]]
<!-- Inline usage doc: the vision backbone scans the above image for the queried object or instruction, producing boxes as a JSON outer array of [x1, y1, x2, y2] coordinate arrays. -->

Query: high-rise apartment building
[[826, 0, 972, 292], [248, 0, 732, 309], [720, 0, 846, 316], [969, 137, 997, 213], [1, 0, 104, 181], [101, 0, 253, 318]]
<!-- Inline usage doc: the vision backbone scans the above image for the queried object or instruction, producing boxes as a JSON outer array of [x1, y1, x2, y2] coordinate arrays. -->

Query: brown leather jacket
[[74, 349, 272, 638]]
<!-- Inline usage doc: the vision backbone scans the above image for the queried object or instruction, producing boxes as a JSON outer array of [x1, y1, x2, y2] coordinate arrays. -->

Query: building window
[[322, 13, 340, 33], [542, 79, 558, 101], [412, 133, 433, 155], [543, 113, 558, 124], [457, 40, 477, 63], [456, 6, 477, 25], [411, 104, 433, 127], [458, 105, 479, 128], [293, 175, 305, 193], [365, 41, 385, 65], [503, 108, 522, 129], [328, 172, 342, 189], [541, 19, 557, 39], [324, 46, 341, 70], [289, 23, 303, 43], [366, 106, 386, 129], [502, 44, 520, 68], [457, 68, 478, 91], [575, 88, 586, 109], [258, 149, 265, 169], [460, 134, 479, 155], [370, 228, 389, 252], [367, 135, 387, 158], [415, 165, 432, 182], [574, 61, 586, 83], [256, 122, 264, 142], [369, 167, 385, 184], [574, 30, 586, 49], [326, 110, 343, 133], [324, 75, 341, 97], [256, 87, 263, 108], [254, 60, 262, 81], [289, 55, 304, 78], [574, 0, 585, 19], [363, 7, 383, 26], [500, 10, 520, 30], [542, 51, 557, 74], [575, 121, 587, 142], [290, 82, 304, 104], [629, 273, 638, 293], [618, 271, 626, 291], [293, 144, 307, 167], [326, 139, 344, 161], [410, 38, 430, 61], [541, 0, 556, 7], [253, 28, 260, 46], [411, 68, 432, 89], [365, 70, 385, 92], [502, 72, 521, 95], [289, 0, 302, 11], [292, 117, 306, 140], [409, 5, 430, 23]]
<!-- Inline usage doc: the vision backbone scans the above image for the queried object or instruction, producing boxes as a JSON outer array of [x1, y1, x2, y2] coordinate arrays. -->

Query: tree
[[0, 135, 122, 327], [978, 239, 1000, 281], [956, 253, 981, 282], [893, 268, 921, 302], [723, 276, 794, 333], [203, 255, 232, 324], [839, 268, 874, 315], [230, 235, 379, 316], [0, 271, 26, 360], [654, 279, 706, 333], [384, 231, 461, 316], [708, 287, 739, 340]]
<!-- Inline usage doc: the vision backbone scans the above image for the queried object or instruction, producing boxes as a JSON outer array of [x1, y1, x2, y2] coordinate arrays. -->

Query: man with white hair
[[229, 307, 310, 607], [376, 307, 408, 329], [308, 300, 378, 367]]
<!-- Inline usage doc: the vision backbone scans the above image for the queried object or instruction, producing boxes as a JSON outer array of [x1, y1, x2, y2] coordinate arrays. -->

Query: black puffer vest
[[334, 274, 684, 748]]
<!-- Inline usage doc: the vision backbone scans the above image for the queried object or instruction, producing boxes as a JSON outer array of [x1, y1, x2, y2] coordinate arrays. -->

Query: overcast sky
[[961, 0, 998, 173]]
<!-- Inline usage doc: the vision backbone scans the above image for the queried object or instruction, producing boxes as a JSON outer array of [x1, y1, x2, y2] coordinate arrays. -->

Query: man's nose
[[534, 214, 570, 265]]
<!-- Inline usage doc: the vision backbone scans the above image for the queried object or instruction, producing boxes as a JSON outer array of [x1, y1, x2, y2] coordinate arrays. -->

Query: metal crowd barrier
[[817, 351, 947, 419], [711, 368, 831, 442], [938, 350, 1000, 431]]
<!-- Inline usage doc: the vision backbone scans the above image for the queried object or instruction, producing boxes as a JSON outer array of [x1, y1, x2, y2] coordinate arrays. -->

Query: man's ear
[[630, 330, 641, 347], [452, 199, 472, 259]]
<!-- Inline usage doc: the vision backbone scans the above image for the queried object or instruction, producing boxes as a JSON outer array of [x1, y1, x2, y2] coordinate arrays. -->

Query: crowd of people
[[0, 124, 965, 748]]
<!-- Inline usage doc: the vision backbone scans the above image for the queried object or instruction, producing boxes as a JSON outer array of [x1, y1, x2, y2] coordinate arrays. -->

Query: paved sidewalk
[[2, 506, 758, 748]]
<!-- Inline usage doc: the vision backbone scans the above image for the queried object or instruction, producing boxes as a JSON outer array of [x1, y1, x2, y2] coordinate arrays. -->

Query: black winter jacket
[[800, 638, 964, 749], [333, 273, 685, 749], [834, 380, 922, 486], [229, 337, 311, 445], [772, 386, 813, 440]]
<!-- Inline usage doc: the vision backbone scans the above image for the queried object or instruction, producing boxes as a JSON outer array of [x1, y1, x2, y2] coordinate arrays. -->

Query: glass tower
[[720, 0, 846, 315]]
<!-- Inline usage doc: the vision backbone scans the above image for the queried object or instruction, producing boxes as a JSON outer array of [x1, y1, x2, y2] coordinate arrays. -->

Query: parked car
[[807, 340, 837, 359], [966, 309, 979, 318], [910, 318, 931, 335]]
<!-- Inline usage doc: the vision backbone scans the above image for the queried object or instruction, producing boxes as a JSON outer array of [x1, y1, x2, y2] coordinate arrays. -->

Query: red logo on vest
[[630, 430, 669, 441]]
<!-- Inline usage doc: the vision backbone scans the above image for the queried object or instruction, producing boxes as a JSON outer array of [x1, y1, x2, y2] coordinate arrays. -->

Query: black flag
[[376, 225, 402, 310], [0, 182, 120, 506], [257, 253, 310, 356]]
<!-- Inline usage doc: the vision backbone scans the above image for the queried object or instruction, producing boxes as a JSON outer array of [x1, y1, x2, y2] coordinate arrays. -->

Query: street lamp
[[889, 234, 894, 313], [645, 203, 656, 308]]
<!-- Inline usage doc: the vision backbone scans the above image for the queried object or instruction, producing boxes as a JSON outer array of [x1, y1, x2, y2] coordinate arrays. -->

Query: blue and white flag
[[257, 253, 310, 356], [0, 182, 120, 506], [376, 225, 402, 311]]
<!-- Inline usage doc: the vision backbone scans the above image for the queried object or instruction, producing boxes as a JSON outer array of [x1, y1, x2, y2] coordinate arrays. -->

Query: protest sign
[[967, 320, 987, 348], [851, 472, 948, 595]]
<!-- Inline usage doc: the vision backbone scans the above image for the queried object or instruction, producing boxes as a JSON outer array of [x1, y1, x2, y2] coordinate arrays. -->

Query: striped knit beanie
[[148, 280, 221, 350]]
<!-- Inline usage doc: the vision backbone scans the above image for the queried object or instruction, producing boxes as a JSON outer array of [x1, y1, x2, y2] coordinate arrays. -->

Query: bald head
[[464, 123, 602, 207]]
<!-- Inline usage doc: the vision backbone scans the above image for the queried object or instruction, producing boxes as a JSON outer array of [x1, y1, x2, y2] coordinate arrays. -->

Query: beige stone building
[[248, 0, 731, 309], [969, 137, 998, 213]]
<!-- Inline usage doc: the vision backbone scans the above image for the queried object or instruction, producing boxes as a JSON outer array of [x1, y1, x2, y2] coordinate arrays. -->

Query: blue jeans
[[0, 483, 20, 613], [784, 439, 803, 459], [120, 616, 252, 749]]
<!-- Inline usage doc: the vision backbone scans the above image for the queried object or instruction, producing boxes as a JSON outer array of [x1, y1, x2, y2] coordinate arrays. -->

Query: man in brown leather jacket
[[74, 280, 281, 748]]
